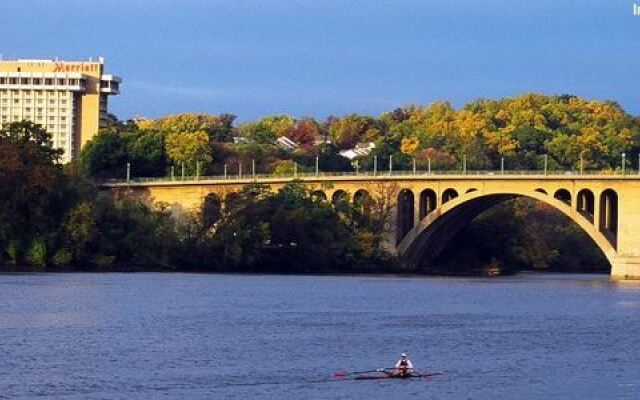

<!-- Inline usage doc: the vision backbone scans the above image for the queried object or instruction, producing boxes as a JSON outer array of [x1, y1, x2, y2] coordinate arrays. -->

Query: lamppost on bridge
[[622, 153, 626, 176], [315, 156, 319, 176], [239, 162, 242, 179], [428, 158, 431, 174], [389, 155, 393, 175], [373, 155, 378, 176], [462, 155, 467, 174], [413, 158, 416, 174], [224, 164, 227, 179], [500, 157, 504, 175], [126, 162, 131, 184], [252, 159, 256, 179], [543, 154, 548, 176], [171, 166, 175, 181], [196, 161, 200, 180]]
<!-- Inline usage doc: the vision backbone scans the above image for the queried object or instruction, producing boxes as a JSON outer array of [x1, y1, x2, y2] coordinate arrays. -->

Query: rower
[[394, 353, 414, 377]]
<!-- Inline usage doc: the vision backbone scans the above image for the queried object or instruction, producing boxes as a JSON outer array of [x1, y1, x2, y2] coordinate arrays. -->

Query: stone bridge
[[103, 172, 640, 280]]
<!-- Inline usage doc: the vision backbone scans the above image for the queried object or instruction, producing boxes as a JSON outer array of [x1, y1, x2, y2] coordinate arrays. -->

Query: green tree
[[165, 131, 212, 175]]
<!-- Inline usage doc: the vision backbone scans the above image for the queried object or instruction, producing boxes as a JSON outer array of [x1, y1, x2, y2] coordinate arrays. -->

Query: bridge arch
[[397, 189, 415, 244], [577, 189, 595, 222], [398, 189, 617, 271], [442, 188, 458, 204], [331, 189, 348, 205], [310, 190, 327, 202], [599, 189, 618, 248], [419, 189, 437, 220], [353, 189, 373, 218], [554, 188, 571, 205]]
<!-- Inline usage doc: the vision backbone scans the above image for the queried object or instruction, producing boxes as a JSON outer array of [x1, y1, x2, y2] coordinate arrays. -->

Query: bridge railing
[[103, 169, 637, 185]]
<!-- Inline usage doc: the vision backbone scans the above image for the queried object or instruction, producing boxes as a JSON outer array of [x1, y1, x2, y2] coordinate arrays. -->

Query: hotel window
[[49, 116, 55, 121], [36, 116, 43, 121], [33, 79, 42, 85], [48, 108, 55, 112], [49, 99, 55, 104], [21, 78, 30, 85], [60, 108, 67, 113], [60, 116, 67, 121], [37, 99, 43, 104], [13, 116, 20, 121], [25, 99, 31, 105], [60, 124, 67, 129], [25, 107, 31, 112], [57, 79, 66, 86], [0, 78, 5, 84], [59, 140, 67, 148], [1, 99, 6, 104], [9, 78, 18, 85], [13, 99, 19, 104], [37, 108, 43, 113], [1, 116, 7, 122], [45, 78, 53, 85], [61, 99, 67, 105]]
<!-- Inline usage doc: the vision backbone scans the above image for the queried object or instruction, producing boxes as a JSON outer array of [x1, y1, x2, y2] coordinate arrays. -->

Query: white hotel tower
[[0, 57, 121, 163]]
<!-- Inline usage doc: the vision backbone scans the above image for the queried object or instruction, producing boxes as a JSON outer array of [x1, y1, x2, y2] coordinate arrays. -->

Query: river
[[0, 273, 638, 399]]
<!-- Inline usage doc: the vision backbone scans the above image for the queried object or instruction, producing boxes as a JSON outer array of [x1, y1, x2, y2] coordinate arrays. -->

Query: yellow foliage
[[400, 136, 420, 156]]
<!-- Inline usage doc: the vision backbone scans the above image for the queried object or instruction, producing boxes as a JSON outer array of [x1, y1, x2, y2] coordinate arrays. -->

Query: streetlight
[[373, 155, 378, 176], [224, 164, 227, 179], [252, 159, 256, 179], [500, 157, 504, 175], [389, 155, 393, 175], [462, 155, 467, 174], [543, 154, 548, 175], [315, 156, 319, 176], [126, 162, 131, 184], [412, 158, 416, 174], [622, 153, 626, 176], [428, 158, 431, 174]]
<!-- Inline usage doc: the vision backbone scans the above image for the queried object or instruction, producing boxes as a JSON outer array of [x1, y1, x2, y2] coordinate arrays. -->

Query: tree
[[0, 121, 65, 261], [80, 128, 128, 178], [165, 131, 212, 175]]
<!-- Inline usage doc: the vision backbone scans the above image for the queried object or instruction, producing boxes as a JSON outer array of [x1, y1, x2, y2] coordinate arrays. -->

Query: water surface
[[0, 273, 638, 399]]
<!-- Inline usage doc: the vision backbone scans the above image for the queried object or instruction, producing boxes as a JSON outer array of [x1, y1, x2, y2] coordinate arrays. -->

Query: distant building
[[339, 142, 376, 160], [0, 57, 121, 162], [275, 136, 298, 151]]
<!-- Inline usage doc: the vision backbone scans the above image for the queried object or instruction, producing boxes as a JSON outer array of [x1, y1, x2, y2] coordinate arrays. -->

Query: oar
[[415, 371, 443, 379], [333, 368, 394, 379]]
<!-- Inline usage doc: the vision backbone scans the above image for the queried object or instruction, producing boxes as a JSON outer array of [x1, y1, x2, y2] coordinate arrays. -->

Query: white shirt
[[395, 358, 414, 369]]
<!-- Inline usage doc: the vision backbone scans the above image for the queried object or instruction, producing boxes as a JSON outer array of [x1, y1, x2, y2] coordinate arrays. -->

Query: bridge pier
[[611, 257, 640, 280]]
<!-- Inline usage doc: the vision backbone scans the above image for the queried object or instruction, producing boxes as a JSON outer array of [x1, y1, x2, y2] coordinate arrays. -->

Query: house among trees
[[275, 136, 298, 151], [339, 142, 376, 160]]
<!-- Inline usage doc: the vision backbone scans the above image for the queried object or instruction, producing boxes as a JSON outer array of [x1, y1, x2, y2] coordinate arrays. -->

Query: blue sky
[[2, 0, 639, 120]]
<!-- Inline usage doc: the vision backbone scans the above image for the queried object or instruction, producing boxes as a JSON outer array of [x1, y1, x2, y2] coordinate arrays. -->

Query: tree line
[[1, 93, 633, 273]]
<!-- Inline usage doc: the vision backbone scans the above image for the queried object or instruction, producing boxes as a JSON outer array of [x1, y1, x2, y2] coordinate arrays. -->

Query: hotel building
[[0, 57, 121, 163]]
